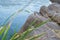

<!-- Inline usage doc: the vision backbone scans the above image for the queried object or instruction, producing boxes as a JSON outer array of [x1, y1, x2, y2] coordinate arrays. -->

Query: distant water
[[0, 0, 51, 40]]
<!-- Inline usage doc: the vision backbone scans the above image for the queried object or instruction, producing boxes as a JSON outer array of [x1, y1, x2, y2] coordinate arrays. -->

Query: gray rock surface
[[19, 0, 60, 40], [19, 13, 60, 40], [40, 3, 60, 23]]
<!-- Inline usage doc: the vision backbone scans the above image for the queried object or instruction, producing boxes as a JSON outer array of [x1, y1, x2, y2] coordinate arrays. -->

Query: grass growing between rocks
[[0, 19, 49, 40], [0, 8, 49, 40]]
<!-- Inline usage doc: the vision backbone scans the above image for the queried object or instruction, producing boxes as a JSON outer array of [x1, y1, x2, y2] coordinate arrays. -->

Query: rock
[[19, 11, 60, 40], [40, 3, 60, 23], [48, 3, 60, 13], [50, 0, 60, 4], [46, 11, 60, 23], [18, 0, 60, 40], [47, 22, 60, 30], [48, 4, 60, 23], [46, 22, 60, 38], [30, 21, 60, 39], [40, 6, 49, 18], [52, 30, 60, 38]]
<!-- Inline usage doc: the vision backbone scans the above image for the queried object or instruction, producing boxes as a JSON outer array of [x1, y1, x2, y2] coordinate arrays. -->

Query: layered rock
[[19, 0, 60, 40]]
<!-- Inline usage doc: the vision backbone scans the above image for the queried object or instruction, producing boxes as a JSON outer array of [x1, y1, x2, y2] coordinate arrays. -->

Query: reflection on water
[[0, 0, 51, 40]]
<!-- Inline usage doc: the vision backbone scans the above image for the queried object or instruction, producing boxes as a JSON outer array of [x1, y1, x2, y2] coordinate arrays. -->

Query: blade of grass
[[34, 19, 50, 28], [10, 33, 18, 40], [19, 18, 37, 34], [2, 23, 11, 40], [16, 20, 49, 40], [17, 28, 34, 40], [16, 19, 38, 40], [28, 18, 38, 29], [28, 32, 46, 40], [0, 26, 6, 35]]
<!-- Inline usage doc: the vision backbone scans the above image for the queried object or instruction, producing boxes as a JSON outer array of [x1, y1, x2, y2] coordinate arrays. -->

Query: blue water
[[0, 0, 51, 40]]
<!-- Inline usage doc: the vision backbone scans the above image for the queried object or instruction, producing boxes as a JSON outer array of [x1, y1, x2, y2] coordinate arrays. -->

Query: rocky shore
[[19, 0, 60, 40]]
